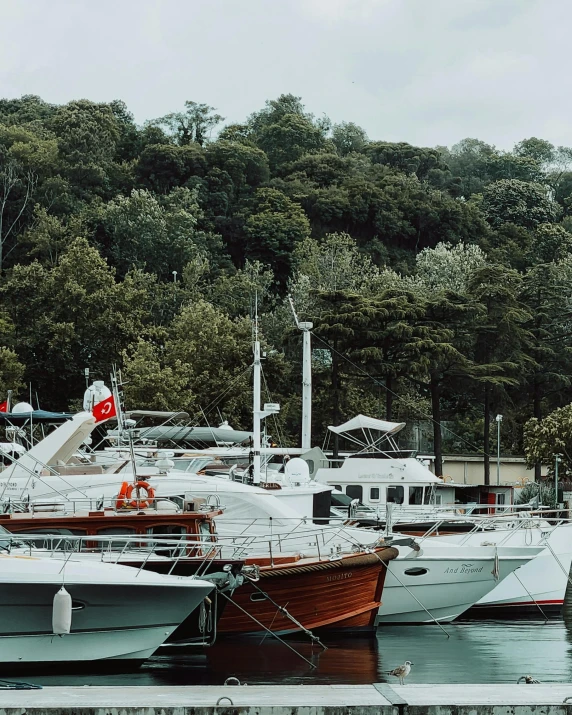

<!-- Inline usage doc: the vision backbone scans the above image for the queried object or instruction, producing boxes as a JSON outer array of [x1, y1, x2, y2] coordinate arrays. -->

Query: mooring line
[[219, 591, 317, 668]]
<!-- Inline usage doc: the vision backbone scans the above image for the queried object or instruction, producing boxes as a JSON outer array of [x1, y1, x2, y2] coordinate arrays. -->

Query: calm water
[[24, 617, 572, 686]]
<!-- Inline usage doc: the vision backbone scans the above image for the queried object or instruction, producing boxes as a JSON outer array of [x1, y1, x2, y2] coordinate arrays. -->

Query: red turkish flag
[[0, 401, 8, 413], [92, 395, 116, 423]]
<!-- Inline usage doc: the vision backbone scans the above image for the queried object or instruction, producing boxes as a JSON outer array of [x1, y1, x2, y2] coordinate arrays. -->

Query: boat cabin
[[311, 415, 442, 510], [0, 498, 220, 546]]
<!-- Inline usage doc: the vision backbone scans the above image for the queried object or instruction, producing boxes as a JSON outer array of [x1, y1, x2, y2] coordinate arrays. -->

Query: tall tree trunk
[[332, 340, 339, 459], [430, 374, 443, 477], [386, 375, 393, 421], [483, 385, 490, 486], [533, 375, 542, 480]]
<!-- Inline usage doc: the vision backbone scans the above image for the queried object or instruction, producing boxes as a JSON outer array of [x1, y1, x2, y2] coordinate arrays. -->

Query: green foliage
[[331, 122, 368, 156], [481, 179, 559, 229], [242, 188, 311, 285], [1, 90, 572, 462], [523, 404, 572, 476], [135, 143, 207, 193], [148, 101, 224, 146]]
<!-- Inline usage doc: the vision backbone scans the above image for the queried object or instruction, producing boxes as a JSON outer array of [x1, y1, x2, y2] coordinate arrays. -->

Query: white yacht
[[0, 550, 213, 667], [434, 517, 572, 614], [376, 539, 542, 624], [311, 415, 443, 516]]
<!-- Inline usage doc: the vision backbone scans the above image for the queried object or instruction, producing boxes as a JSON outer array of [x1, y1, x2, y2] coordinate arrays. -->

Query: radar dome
[[83, 381, 112, 411], [285, 457, 310, 485], [12, 402, 33, 414]]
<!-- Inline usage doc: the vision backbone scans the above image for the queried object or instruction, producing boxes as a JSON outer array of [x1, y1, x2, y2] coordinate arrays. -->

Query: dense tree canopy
[[1, 92, 572, 479]]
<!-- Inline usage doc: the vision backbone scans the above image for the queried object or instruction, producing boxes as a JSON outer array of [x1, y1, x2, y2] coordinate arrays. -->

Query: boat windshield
[[169, 457, 213, 473], [331, 490, 376, 516]]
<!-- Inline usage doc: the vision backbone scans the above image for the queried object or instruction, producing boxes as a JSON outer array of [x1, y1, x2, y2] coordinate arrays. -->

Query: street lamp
[[555, 453, 562, 508], [495, 415, 503, 486], [172, 270, 178, 283]]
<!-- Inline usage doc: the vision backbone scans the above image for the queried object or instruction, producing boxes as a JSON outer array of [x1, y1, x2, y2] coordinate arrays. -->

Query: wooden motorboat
[[217, 545, 397, 635]]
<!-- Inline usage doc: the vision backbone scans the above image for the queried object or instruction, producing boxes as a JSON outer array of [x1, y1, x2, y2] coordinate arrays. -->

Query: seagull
[[517, 675, 540, 684], [388, 661, 413, 685]]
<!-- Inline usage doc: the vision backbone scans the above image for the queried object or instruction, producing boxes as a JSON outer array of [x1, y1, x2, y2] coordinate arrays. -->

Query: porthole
[[403, 567, 428, 576]]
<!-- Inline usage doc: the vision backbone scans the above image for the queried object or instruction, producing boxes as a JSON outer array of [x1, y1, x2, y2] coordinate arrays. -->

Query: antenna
[[288, 295, 301, 329], [253, 290, 259, 341]]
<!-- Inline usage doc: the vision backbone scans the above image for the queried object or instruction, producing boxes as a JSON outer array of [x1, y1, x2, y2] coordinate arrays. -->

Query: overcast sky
[[0, 0, 568, 150]]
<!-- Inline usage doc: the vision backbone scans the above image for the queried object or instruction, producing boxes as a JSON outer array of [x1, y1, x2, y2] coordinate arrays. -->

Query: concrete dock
[[2, 684, 572, 714]]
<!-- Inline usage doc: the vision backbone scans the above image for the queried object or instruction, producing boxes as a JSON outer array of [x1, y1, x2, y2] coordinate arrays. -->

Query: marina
[[2, 5, 572, 713]]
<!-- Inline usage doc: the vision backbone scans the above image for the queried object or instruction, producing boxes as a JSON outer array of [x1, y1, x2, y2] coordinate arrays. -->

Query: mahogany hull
[[217, 547, 397, 635]]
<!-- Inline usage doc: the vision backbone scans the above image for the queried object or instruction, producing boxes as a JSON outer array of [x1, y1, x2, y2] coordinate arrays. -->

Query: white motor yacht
[[0, 549, 213, 667], [376, 539, 542, 624], [433, 517, 572, 614]]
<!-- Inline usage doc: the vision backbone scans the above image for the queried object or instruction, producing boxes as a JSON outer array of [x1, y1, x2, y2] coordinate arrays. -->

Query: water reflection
[[27, 620, 572, 686]]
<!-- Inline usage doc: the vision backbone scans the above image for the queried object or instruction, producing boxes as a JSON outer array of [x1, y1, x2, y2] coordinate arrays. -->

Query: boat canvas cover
[[328, 414, 405, 436], [109, 425, 252, 445], [0, 410, 74, 425]]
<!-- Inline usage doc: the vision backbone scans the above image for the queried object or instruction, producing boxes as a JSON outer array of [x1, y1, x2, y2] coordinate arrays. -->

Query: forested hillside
[[1, 93, 571, 479]]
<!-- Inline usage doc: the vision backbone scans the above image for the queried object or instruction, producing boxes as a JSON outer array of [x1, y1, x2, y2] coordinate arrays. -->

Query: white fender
[[52, 586, 72, 635]]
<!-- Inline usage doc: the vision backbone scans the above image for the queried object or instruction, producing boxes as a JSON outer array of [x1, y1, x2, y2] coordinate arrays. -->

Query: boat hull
[[217, 548, 397, 635], [0, 570, 213, 665], [438, 523, 572, 615], [376, 549, 535, 624]]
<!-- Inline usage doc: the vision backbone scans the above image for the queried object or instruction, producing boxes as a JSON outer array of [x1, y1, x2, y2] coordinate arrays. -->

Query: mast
[[252, 302, 279, 484], [300, 321, 313, 449], [288, 297, 313, 449], [252, 317, 262, 485]]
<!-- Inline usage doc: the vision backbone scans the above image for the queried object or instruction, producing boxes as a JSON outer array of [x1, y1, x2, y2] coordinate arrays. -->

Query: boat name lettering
[[326, 572, 353, 582], [444, 563, 484, 575]]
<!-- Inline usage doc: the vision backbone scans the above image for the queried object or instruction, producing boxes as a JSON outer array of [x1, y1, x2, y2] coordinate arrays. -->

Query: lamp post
[[495, 414, 503, 486], [555, 453, 562, 508]]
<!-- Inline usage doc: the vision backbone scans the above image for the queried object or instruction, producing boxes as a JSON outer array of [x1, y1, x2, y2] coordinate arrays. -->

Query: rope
[[248, 580, 327, 650], [0, 679, 42, 690], [541, 540, 572, 592], [512, 570, 550, 621], [346, 538, 451, 637], [218, 591, 317, 669], [381, 559, 451, 637]]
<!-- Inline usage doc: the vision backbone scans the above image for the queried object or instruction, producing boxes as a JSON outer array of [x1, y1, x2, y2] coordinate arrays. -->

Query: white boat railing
[[0, 520, 388, 568]]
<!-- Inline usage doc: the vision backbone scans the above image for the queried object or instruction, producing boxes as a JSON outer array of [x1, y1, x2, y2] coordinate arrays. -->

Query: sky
[[0, 0, 568, 150]]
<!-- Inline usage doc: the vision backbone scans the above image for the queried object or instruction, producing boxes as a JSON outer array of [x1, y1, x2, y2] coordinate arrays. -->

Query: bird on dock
[[387, 661, 413, 685], [517, 675, 540, 684]]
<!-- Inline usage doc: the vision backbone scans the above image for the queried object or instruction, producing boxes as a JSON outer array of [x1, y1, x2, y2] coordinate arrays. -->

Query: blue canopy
[[0, 410, 74, 425]]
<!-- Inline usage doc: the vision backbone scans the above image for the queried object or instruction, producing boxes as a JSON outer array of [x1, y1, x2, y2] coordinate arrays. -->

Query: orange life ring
[[116, 481, 155, 510]]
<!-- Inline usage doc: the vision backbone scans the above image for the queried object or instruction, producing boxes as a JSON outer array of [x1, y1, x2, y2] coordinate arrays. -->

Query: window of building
[[370, 487, 380, 501]]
